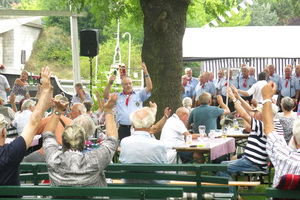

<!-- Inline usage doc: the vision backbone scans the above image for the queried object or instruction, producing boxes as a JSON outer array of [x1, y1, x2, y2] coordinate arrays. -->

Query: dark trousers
[[118, 124, 131, 141]]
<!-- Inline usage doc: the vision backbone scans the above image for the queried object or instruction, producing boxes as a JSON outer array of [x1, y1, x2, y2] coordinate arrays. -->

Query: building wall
[[2, 30, 14, 70], [0, 24, 42, 73], [13, 25, 42, 72]]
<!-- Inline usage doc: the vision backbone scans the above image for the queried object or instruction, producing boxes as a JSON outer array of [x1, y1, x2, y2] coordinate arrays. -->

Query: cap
[[252, 103, 278, 117]]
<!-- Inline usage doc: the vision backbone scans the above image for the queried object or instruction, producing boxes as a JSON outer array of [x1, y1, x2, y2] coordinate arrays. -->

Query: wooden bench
[[265, 187, 300, 199], [20, 163, 233, 200], [0, 185, 183, 200]]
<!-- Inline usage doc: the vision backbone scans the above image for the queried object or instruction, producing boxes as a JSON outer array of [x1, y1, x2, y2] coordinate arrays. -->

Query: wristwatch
[[54, 110, 62, 115], [262, 99, 272, 105]]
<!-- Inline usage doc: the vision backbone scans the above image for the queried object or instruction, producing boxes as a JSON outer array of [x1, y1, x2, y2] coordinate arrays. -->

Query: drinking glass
[[198, 125, 206, 139]]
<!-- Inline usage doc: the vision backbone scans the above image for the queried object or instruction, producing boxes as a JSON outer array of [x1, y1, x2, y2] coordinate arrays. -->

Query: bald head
[[130, 107, 156, 129], [176, 107, 189, 124]]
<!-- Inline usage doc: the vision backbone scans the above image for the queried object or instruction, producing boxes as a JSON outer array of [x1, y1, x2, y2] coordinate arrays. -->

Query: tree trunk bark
[[140, 0, 190, 123]]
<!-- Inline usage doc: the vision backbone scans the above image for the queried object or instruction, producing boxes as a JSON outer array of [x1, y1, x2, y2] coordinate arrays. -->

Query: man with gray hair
[[119, 103, 167, 175], [69, 102, 87, 120], [189, 92, 230, 135], [185, 67, 199, 88], [12, 99, 36, 135]]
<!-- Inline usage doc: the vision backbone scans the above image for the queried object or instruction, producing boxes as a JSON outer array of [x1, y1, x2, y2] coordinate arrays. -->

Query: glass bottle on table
[[233, 118, 239, 131], [198, 125, 206, 139]]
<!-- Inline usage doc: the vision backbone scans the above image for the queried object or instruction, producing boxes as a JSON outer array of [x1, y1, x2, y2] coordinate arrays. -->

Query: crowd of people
[[0, 63, 300, 198]]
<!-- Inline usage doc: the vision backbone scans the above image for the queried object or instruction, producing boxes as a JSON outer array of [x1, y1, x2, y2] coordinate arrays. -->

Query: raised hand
[[40, 67, 53, 93], [104, 93, 118, 112], [141, 62, 149, 75]]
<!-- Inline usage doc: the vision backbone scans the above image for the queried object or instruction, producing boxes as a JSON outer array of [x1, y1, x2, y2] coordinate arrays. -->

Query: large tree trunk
[[140, 0, 190, 122]]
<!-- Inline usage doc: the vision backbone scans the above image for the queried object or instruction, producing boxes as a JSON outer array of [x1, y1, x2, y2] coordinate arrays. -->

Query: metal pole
[[122, 32, 131, 76], [70, 7, 81, 86], [89, 57, 93, 96]]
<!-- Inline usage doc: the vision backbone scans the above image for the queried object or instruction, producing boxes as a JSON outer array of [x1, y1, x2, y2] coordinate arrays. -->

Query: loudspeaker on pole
[[80, 29, 99, 57]]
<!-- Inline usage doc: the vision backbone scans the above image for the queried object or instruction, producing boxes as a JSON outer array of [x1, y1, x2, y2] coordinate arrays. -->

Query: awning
[[183, 26, 300, 61]]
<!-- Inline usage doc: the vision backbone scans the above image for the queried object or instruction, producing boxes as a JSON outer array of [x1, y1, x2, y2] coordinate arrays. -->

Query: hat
[[252, 103, 278, 117]]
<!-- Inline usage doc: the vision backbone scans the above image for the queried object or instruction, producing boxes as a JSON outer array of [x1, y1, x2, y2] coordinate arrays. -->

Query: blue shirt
[[71, 92, 93, 105], [182, 84, 194, 99], [116, 88, 151, 125], [280, 76, 299, 97], [188, 77, 199, 88], [193, 82, 214, 100], [218, 78, 234, 96], [188, 104, 224, 134], [119, 131, 167, 164], [234, 76, 257, 95], [208, 81, 216, 96], [268, 74, 282, 91]]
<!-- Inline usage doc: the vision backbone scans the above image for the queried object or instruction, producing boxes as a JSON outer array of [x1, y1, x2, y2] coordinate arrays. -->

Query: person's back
[[44, 137, 116, 186], [43, 93, 119, 187], [0, 118, 26, 185], [120, 131, 167, 164], [119, 105, 167, 183]]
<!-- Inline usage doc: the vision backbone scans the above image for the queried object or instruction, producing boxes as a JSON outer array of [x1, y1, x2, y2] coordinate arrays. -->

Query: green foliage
[[187, 0, 251, 27], [25, 26, 73, 79], [249, 1, 279, 26], [0, 0, 21, 7]]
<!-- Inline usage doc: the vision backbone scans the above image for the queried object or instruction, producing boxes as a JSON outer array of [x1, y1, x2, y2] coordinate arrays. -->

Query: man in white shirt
[[160, 107, 201, 164], [12, 99, 36, 135], [119, 104, 167, 176], [236, 71, 268, 103]]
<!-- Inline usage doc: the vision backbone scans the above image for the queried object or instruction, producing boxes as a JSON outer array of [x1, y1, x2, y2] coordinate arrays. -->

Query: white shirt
[[119, 131, 167, 164], [246, 80, 268, 103], [160, 114, 189, 163], [12, 110, 32, 135]]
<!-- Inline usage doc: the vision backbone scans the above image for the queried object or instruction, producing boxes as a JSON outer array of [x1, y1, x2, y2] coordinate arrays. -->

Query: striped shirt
[[267, 132, 300, 187], [244, 118, 268, 170]]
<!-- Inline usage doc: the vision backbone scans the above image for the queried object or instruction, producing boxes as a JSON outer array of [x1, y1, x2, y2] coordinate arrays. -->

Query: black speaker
[[80, 29, 99, 57]]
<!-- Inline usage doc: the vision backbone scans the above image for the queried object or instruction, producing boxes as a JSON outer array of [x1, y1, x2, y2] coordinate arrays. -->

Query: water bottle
[[233, 118, 239, 131]]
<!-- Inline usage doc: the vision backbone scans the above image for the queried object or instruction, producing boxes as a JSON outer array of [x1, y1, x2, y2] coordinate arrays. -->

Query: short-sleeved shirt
[[280, 76, 299, 97], [218, 78, 234, 96], [188, 104, 224, 134], [182, 84, 194, 99], [160, 114, 189, 163], [188, 77, 199, 88], [0, 137, 27, 185], [234, 76, 257, 95], [244, 118, 268, 170], [268, 74, 282, 91], [193, 83, 214, 101], [116, 88, 151, 125], [246, 80, 268, 103], [160, 114, 189, 149], [43, 131, 118, 187], [0, 74, 10, 101], [71, 92, 93, 105]]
